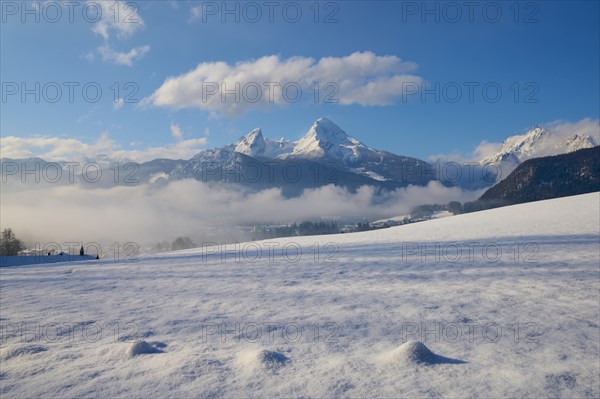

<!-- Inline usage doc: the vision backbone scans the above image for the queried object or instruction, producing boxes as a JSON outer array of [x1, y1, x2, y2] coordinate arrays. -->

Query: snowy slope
[[1, 193, 599, 398]]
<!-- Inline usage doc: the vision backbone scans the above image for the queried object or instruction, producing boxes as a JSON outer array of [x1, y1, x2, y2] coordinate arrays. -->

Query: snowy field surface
[[1, 193, 599, 398]]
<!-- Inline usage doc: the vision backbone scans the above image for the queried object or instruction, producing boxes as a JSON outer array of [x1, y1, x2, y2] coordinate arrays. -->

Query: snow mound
[[390, 341, 434, 364], [0, 344, 48, 360], [237, 349, 290, 371], [127, 340, 165, 357], [382, 341, 465, 366]]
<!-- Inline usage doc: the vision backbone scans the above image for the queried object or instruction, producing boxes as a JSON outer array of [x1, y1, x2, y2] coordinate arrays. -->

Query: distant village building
[[17, 249, 46, 257]]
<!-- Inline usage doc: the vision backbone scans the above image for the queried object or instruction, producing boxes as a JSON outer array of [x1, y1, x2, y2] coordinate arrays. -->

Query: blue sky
[[1, 0, 599, 161]]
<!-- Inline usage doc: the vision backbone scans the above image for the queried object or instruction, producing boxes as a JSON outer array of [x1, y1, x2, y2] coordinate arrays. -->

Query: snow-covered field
[[1, 193, 599, 398]]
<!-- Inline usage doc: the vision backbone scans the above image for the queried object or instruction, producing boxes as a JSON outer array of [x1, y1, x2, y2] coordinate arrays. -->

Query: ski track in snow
[[1, 193, 599, 398]]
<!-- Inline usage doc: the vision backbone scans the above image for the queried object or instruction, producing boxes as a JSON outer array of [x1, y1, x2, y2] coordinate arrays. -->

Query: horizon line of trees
[[255, 221, 340, 239]]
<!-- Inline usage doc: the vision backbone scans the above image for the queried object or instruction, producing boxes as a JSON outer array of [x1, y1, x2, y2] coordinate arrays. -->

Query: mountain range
[[1, 118, 598, 195], [168, 118, 432, 195]]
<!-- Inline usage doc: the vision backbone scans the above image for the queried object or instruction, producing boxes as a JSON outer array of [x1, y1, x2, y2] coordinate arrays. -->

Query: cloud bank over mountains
[[0, 133, 207, 163], [1, 180, 478, 245]]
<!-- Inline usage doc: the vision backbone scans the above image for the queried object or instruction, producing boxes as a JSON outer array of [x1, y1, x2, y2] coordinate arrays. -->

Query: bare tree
[[0, 228, 25, 256]]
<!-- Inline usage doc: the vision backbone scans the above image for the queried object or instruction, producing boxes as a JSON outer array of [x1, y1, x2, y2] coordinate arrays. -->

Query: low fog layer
[[0, 180, 481, 247]]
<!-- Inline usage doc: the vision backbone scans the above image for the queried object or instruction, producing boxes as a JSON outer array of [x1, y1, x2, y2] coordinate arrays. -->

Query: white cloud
[[113, 98, 125, 110], [98, 44, 150, 67], [189, 6, 203, 21], [0, 133, 208, 163], [76, 111, 93, 123], [471, 141, 504, 161], [144, 52, 423, 116], [170, 123, 183, 139], [89, 0, 145, 40], [429, 141, 503, 164], [114, 138, 209, 161], [429, 118, 600, 163], [542, 118, 600, 143], [85, 1, 150, 66], [83, 51, 95, 62]]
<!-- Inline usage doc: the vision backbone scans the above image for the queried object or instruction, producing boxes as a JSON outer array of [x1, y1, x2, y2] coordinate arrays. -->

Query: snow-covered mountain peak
[[306, 117, 353, 145], [481, 125, 598, 169], [246, 128, 264, 141], [289, 117, 370, 163], [313, 117, 348, 137], [498, 126, 548, 158], [565, 133, 597, 153], [235, 128, 266, 156], [233, 127, 295, 158]]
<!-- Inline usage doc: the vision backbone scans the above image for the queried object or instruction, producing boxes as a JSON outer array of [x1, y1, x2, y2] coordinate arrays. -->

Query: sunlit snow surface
[[1, 193, 599, 398]]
